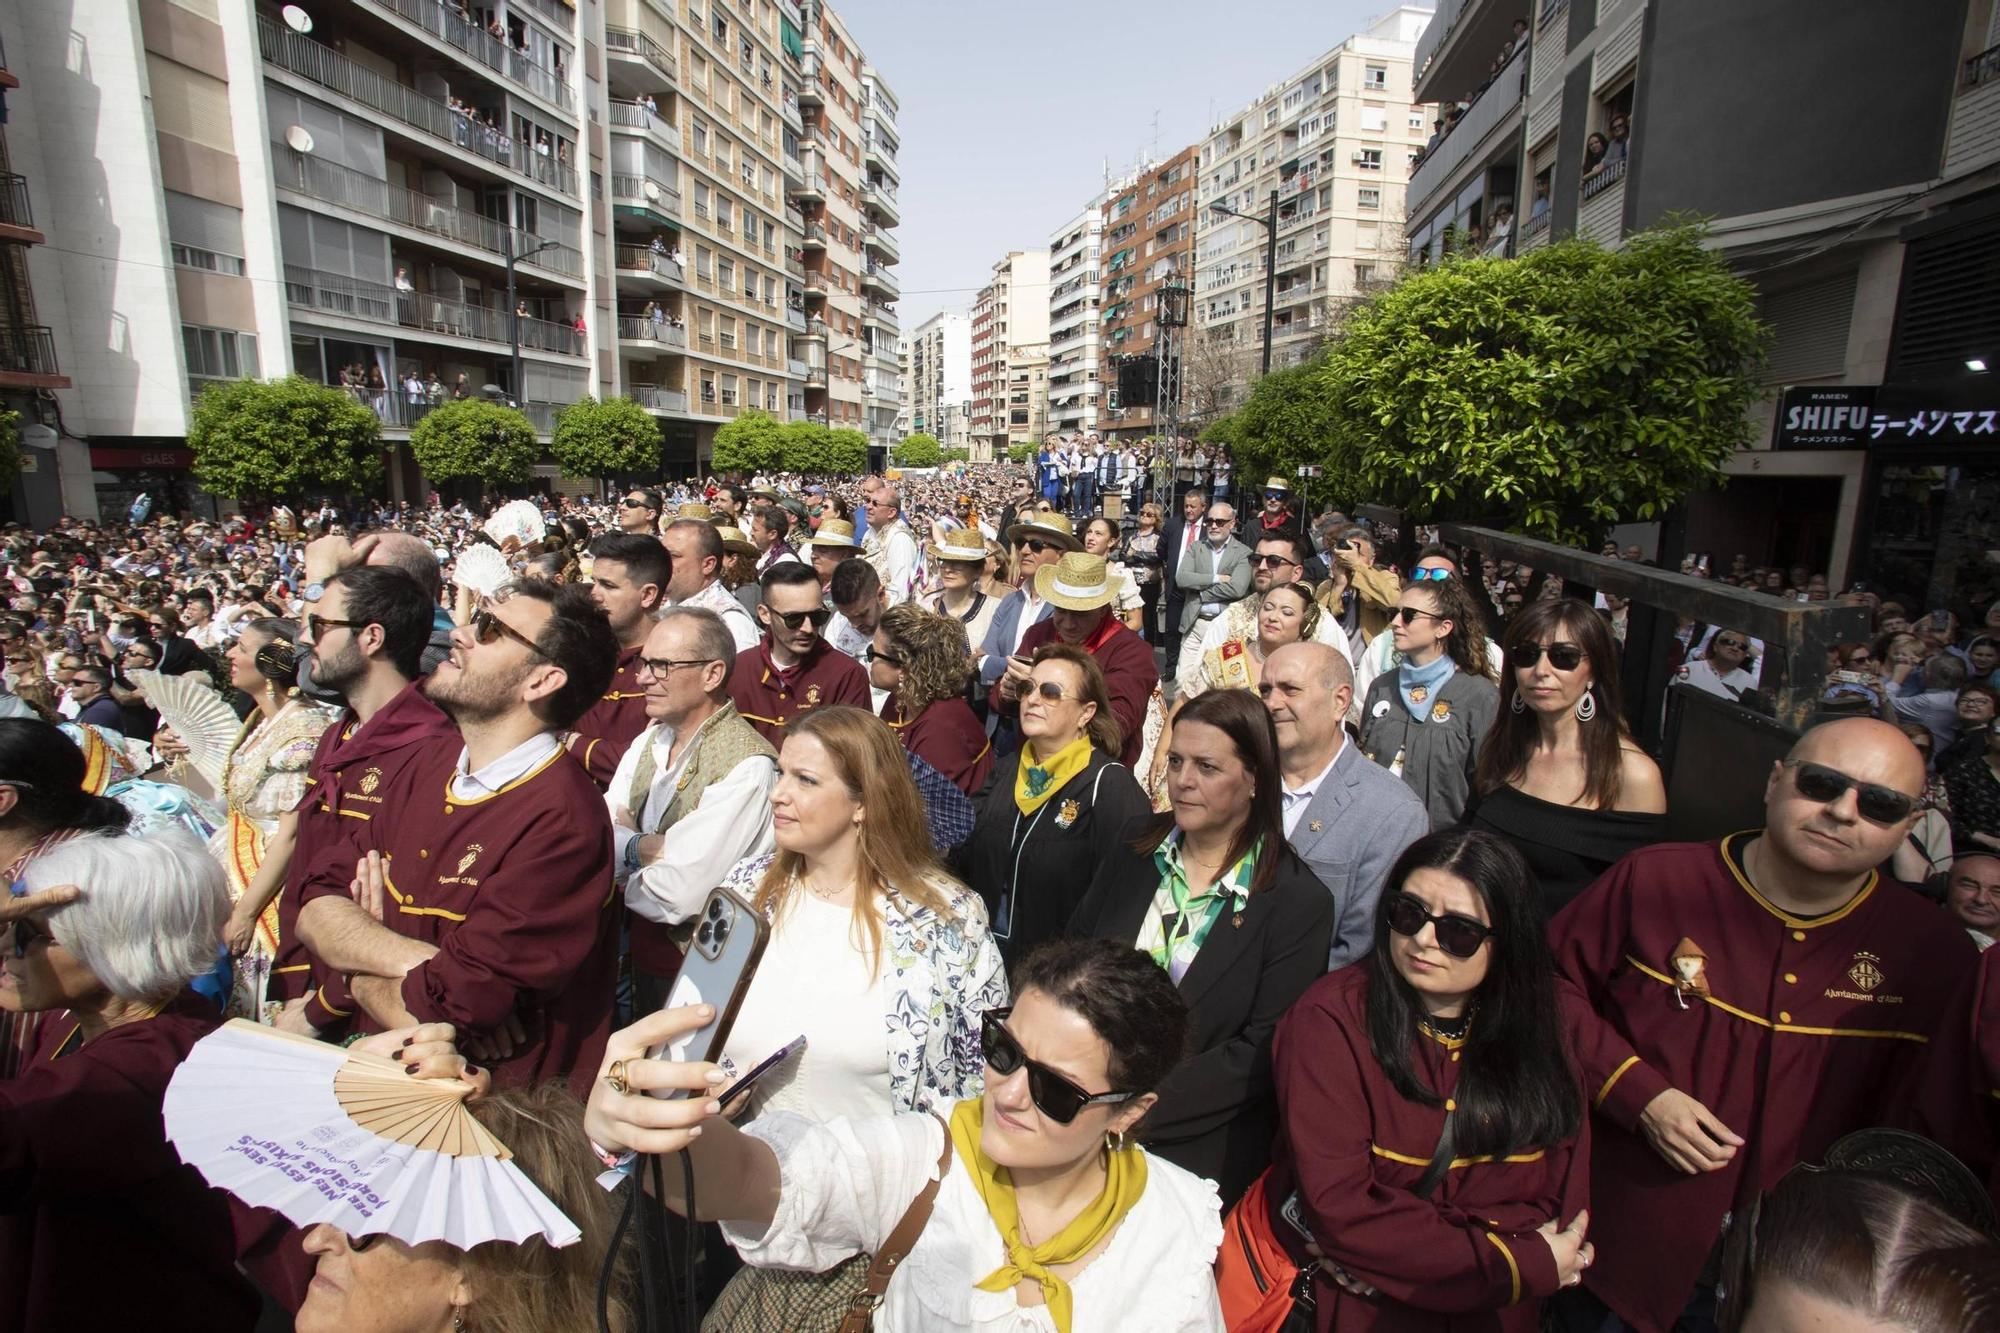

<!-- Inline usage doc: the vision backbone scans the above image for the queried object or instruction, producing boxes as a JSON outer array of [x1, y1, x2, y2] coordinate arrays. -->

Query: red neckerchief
[[1079, 612, 1121, 655]]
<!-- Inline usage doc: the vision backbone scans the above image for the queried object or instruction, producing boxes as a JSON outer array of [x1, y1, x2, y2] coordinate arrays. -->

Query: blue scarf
[[1399, 652, 1457, 721]]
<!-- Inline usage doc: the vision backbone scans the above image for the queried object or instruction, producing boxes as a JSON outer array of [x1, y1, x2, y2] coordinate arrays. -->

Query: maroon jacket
[[887, 693, 994, 797], [1903, 940, 2000, 1206], [728, 637, 872, 745], [569, 642, 649, 790], [1004, 613, 1158, 768]]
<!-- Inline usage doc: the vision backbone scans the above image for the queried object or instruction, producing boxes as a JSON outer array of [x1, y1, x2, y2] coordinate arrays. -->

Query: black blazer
[[1160, 519, 1199, 623], [951, 749, 1151, 969], [1067, 823, 1334, 1206]]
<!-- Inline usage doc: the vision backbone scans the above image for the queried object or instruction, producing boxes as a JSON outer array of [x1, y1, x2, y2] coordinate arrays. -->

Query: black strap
[[1411, 1106, 1457, 1200]]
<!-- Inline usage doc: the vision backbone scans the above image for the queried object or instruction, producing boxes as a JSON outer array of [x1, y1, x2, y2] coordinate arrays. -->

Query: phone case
[[647, 887, 770, 1098]]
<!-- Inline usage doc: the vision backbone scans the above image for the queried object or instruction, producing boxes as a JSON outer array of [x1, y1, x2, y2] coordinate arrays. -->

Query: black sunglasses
[[865, 647, 904, 667], [470, 608, 543, 655], [1393, 606, 1444, 626], [980, 1008, 1133, 1124], [1029, 680, 1077, 701], [1511, 642, 1586, 672], [618, 497, 654, 510], [1784, 760, 1916, 825], [770, 606, 833, 631], [1252, 553, 1298, 568], [1018, 538, 1060, 555], [1383, 891, 1495, 960], [10, 915, 53, 958], [303, 614, 361, 640]]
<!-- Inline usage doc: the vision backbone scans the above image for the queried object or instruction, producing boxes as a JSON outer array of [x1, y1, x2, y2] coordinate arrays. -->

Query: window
[[1357, 148, 1383, 171], [698, 309, 715, 343], [717, 199, 734, 232], [1360, 106, 1387, 132], [1358, 186, 1381, 209], [1364, 64, 1388, 90], [719, 258, 735, 289], [1356, 263, 1378, 285], [702, 374, 717, 402], [693, 121, 709, 155], [720, 316, 737, 349], [172, 243, 245, 276], [183, 324, 259, 379]]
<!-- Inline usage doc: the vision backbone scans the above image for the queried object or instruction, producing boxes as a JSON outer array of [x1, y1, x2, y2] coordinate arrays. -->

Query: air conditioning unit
[[1350, 151, 1366, 163]]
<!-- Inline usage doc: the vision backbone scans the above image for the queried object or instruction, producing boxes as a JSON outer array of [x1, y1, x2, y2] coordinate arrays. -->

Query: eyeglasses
[[1252, 553, 1298, 569], [304, 614, 361, 640], [1393, 606, 1444, 626], [1018, 538, 1060, 556], [1409, 567, 1453, 582], [10, 915, 54, 958], [618, 497, 654, 510], [1511, 642, 1586, 672], [1263, 490, 1287, 500], [769, 606, 833, 631], [638, 657, 714, 676], [1712, 638, 1748, 651], [1784, 760, 1916, 826], [1028, 680, 1079, 702], [980, 1008, 1133, 1124], [1206, 517, 1234, 527], [1383, 891, 1495, 960], [470, 608, 543, 655], [865, 647, 904, 667]]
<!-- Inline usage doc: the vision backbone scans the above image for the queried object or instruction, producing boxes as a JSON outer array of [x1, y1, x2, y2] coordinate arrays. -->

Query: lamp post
[[504, 232, 560, 408], [1155, 279, 1190, 509], [1208, 189, 1280, 378]]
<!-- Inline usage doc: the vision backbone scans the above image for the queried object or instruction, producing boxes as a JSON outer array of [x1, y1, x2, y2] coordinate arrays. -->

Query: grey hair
[[656, 606, 737, 687], [25, 829, 228, 1003], [1926, 654, 1968, 691]]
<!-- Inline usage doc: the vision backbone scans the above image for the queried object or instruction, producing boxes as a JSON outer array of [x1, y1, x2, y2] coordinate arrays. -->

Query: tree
[[894, 432, 941, 468], [1005, 442, 1035, 465], [939, 447, 970, 465], [408, 398, 538, 487], [0, 408, 19, 486], [551, 396, 660, 481], [823, 427, 868, 473], [711, 409, 784, 474], [188, 376, 382, 500], [776, 418, 828, 473], [1208, 224, 1768, 543]]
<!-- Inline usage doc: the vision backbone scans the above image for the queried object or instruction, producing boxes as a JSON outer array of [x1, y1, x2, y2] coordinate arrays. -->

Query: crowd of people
[[2, 457, 1999, 1333]]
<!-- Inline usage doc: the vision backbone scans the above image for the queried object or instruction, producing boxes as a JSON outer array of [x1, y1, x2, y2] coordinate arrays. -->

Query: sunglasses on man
[[980, 1008, 1133, 1124], [470, 608, 543, 655], [1783, 760, 1916, 826], [769, 606, 833, 631]]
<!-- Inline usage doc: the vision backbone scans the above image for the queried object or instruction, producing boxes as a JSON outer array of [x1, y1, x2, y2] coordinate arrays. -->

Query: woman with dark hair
[[954, 644, 1150, 967], [1233, 828, 1593, 1331], [1360, 576, 1500, 829], [1068, 688, 1335, 1204], [1467, 599, 1665, 916], [875, 603, 993, 797]]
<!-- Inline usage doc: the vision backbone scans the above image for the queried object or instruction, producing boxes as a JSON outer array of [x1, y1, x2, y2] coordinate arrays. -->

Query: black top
[[950, 748, 1151, 968], [1464, 783, 1667, 919], [1067, 822, 1335, 1206]]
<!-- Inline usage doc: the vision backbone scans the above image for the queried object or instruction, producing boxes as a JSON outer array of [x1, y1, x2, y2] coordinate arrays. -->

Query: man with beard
[[568, 532, 669, 788], [295, 579, 620, 1095], [276, 566, 455, 1031], [729, 562, 870, 744]]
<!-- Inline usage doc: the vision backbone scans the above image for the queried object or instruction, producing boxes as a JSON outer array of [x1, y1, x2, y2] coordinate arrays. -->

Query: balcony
[[863, 225, 898, 264], [611, 173, 683, 224], [787, 307, 809, 331], [784, 249, 806, 279], [1578, 157, 1626, 245], [861, 264, 899, 299], [862, 303, 898, 335], [603, 26, 676, 87], [804, 364, 828, 386], [783, 147, 804, 180], [274, 146, 582, 278], [800, 222, 827, 252], [0, 173, 42, 244], [614, 245, 686, 287], [863, 136, 898, 181], [861, 180, 899, 225], [780, 88, 803, 131], [798, 50, 824, 101], [257, 16, 578, 198], [803, 269, 828, 294], [514, 0, 576, 32], [629, 384, 690, 414], [358, 0, 572, 110], [1407, 39, 1528, 219], [0, 325, 66, 387], [608, 100, 677, 151], [617, 316, 689, 349], [790, 168, 827, 202], [799, 319, 826, 341], [1413, 0, 1523, 105], [283, 264, 587, 356], [787, 358, 808, 379]]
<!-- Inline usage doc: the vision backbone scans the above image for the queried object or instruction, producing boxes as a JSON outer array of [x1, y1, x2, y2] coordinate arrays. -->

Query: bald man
[[1548, 718, 1979, 1332]]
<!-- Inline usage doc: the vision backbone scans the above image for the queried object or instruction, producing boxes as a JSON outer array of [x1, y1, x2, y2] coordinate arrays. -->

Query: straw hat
[[1262, 476, 1291, 493], [674, 502, 713, 521], [714, 525, 759, 557], [1004, 510, 1083, 552], [926, 527, 989, 564], [808, 518, 861, 551], [1034, 552, 1116, 613]]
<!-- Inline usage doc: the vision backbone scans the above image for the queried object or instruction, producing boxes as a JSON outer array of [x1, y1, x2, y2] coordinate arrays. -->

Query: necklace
[[800, 871, 851, 903]]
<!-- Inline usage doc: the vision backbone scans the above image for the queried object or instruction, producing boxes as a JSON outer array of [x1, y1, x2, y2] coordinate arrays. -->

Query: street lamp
[[1209, 190, 1280, 378], [504, 232, 561, 408]]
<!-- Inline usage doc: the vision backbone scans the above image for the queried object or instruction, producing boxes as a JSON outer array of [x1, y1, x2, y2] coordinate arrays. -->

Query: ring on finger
[[604, 1058, 632, 1096]]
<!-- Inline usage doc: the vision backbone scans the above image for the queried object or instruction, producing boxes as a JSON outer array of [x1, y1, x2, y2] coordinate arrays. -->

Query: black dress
[[1464, 783, 1667, 919]]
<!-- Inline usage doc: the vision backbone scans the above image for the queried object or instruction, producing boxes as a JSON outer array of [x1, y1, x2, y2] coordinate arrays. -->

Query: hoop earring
[[1575, 688, 1597, 723], [1105, 1129, 1127, 1154], [1509, 691, 1525, 714]]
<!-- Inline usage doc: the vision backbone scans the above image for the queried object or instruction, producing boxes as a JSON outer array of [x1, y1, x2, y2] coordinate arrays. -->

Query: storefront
[[1850, 384, 2000, 620], [89, 442, 222, 523]]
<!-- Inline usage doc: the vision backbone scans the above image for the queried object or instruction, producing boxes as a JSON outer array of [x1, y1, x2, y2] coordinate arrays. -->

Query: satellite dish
[[20, 424, 56, 450], [281, 5, 314, 32], [642, 180, 662, 202], [285, 125, 315, 154]]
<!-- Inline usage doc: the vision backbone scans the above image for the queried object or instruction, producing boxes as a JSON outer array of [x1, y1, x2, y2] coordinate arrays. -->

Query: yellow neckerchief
[[1013, 733, 1095, 818], [948, 1097, 1147, 1333]]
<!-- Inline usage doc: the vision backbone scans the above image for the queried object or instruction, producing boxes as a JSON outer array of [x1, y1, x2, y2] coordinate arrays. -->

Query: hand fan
[[165, 1020, 580, 1248], [452, 544, 512, 599], [483, 500, 545, 550], [129, 669, 240, 790]]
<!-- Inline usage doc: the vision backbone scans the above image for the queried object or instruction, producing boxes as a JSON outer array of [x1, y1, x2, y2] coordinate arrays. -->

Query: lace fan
[[129, 669, 239, 789], [483, 500, 545, 550], [452, 544, 513, 598]]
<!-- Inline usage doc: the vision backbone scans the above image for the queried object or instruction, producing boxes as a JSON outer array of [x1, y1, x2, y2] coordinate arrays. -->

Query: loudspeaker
[[1116, 355, 1158, 408]]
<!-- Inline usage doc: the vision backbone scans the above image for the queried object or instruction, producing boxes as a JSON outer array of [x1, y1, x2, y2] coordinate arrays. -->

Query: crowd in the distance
[[1, 456, 1998, 1333]]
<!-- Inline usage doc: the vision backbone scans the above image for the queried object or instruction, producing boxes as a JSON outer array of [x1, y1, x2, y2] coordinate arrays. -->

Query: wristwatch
[[303, 580, 327, 603]]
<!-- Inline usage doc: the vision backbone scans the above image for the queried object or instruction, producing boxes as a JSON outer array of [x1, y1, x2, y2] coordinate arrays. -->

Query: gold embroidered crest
[[806, 683, 822, 706], [1054, 799, 1081, 829], [359, 767, 382, 795], [1847, 951, 1883, 994], [456, 843, 485, 875]]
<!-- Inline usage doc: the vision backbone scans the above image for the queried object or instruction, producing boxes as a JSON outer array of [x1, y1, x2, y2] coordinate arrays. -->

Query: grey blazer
[[1287, 741, 1432, 970], [1174, 537, 1254, 634]]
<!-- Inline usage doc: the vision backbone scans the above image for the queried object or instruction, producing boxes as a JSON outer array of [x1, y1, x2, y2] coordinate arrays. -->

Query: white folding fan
[[165, 1020, 580, 1249], [452, 544, 513, 599], [129, 669, 240, 790], [483, 500, 545, 550]]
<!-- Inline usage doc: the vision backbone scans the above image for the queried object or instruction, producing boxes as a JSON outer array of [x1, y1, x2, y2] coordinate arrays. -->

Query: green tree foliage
[[823, 427, 869, 473], [551, 396, 661, 480], [1207, 225, 1768, 543], [1006, 442, 1035, 464], [939, 447, 970, 465], [894, 433, 941, 468], [712, 409, 784, 474], [188, 376, 382, 499], [777, 418, 828, 473], [0, 409, 19, 483], [408, 398, 538, 486]]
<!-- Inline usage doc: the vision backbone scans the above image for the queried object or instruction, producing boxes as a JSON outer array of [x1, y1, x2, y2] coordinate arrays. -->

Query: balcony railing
[[283, 264, 587, 355], [787, 358, 808, 378], [1407, 37, 1528, 212], [1579, 154, 1627, 202], [787, 308, 808, 331], [784, 251, 805, 278], [862, 264, 899, 297], [603, 26, 677, 82], [514, 0, 576, 30], [0, 325, 61, 378], [792, 172, 828, 197], [1966, 42, 2000, 89], [258, 16, 578, 197], [274, 146, 582, 277], [608, 99, 675, 136], [0, 174, 33, 231], [629, 384, 689, 413], [616, 316, 689, 347], [611, 173, 683, 217], [804, 365, 828, 386], [359, 0, 572, 110], [613, 245, 686, 284]]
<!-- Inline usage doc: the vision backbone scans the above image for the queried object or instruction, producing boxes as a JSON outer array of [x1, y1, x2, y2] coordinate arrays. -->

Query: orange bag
[[1215, 1171, 1319, 1333]]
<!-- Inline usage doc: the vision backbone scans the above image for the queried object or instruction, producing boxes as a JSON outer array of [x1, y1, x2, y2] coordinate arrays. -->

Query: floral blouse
[[223, 699, 340, 828]]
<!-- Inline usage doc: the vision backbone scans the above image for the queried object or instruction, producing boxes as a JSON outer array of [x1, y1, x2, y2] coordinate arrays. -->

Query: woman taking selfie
[[1230, 829, 1593, 1332], [584, 938, 1227, 1331], [1360, 576, 1499, 829]]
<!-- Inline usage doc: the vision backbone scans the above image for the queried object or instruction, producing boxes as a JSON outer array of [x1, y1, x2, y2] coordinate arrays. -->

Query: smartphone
[[647, 887, 770, 1098], [1278, 1190, 1315, 1247], [718, 1035, 807, 1111]]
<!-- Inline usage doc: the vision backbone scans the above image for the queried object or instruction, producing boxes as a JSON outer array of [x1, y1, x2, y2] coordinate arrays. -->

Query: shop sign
[[89, 447, 195, 469], [1773, 385, 1876, 449]]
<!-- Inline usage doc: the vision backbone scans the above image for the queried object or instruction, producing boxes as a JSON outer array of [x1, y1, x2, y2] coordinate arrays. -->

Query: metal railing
[[0, 174, 33, 231], [0, 325, 61, 377], [1580, 154, 1628, 201], [784, 251, 805, 278], [787, 358, 808, 378], [283, 264, 587, 355], [786, 308, 808, 331], [613, 245, 686, 283], [1407, 36, 1529, 212], [629, 384, 688, 412], [359, 0, 572, 109], [257, 16, 578, 197], [792, 172, 827, 196], [803, 269, 827, 291], [513, 0, 576, 31], [862, 264, 899, 296], [603, 26, 677, 81], [616, 317, 688, 348], [608, 99, 674, 135], [1966, 42, 2000, 89], [610, 173, 683, 216], [804, 364, 828, 386], [802, 223, 827, 245], [273, 146, 582, 276]]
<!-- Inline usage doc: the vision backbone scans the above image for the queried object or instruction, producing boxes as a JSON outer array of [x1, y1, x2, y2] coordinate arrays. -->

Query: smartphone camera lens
[[696, 921, 714, 948], [713, 919, 731, 942]]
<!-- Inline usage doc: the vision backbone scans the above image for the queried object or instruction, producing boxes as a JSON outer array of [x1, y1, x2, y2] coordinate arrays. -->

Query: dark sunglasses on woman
[[980, 1008, 1133, 1124], [1383, 891, 1495, 960], [1511, 642, 1586, 671]]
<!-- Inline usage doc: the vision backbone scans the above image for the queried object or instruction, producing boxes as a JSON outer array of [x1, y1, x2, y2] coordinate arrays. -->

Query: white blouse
[[722, 1110, 1225, 1332]]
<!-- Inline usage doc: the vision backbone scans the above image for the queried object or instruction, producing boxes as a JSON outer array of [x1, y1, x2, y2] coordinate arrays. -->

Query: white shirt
[[725, 1111, 1225, 1332], [669, 578, 761, 652], [872, 522, 919, 606], [825, 610, 874, 662], [1280, 738, 1344, 838], [1006, 591, 1045, 658], [448, 731, 561, 802], [606, 719, 777, 926]]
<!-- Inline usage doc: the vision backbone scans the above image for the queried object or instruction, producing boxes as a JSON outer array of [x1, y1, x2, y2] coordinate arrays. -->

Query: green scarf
[[1013, 734, 1095, 818], [948, 1097, 1148, 1333]]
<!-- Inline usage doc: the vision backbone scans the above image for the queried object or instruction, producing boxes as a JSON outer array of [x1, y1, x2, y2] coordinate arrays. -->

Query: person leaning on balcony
[[1581, 132, 1609, 180], [1604, 112, 1630, 164]]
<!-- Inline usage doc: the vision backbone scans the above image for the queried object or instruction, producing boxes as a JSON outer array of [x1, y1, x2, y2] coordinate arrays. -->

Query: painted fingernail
[[392, 1049, 404, 1061], [404, 1064, 419, 1076], [465, 1066, 482, 1077], [402, 1036, 415, 1047]]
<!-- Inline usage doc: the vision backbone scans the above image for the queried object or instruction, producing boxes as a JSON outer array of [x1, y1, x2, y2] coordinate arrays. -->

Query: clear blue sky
[[830, 0, 1407, 331]]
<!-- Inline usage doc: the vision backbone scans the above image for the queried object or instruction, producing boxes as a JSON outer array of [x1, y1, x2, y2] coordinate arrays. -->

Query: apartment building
[[968, 248, 1050, 460], [1193, 6, 1433, 417], [1099, 145, 1198, 441], [1046, 204, 1104, 435], [906, 308, 972, 450]]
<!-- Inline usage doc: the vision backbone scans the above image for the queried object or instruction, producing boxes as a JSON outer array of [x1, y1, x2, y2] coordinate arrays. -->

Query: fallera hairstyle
[[879, 603, 973, 713], [1262, 583, 1321, 645], [1029, 642, 1121, 757], [26, 829, 228, 1004], [751, 504, 790, 543], [457, 1083, 632, 1333], [1011, 938, 1191, 1099], [752, 706, 967, 976], [664, 519, 723, 578], [1365, 828, 1582, 1158], [1403, 574, 1495, 680], [326, 565, 433, 680], [757, 560, 821, 600], [588, 533, 671, 596], [501, 577, 619, 732], [0, 718, 130, 834], [1477, 598, 1633, 809], [1132, 687, 1288, 898], [655, 607, 737, 686], [1736, 1171, 2000, 1332], [829, 557, 881, 606]]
